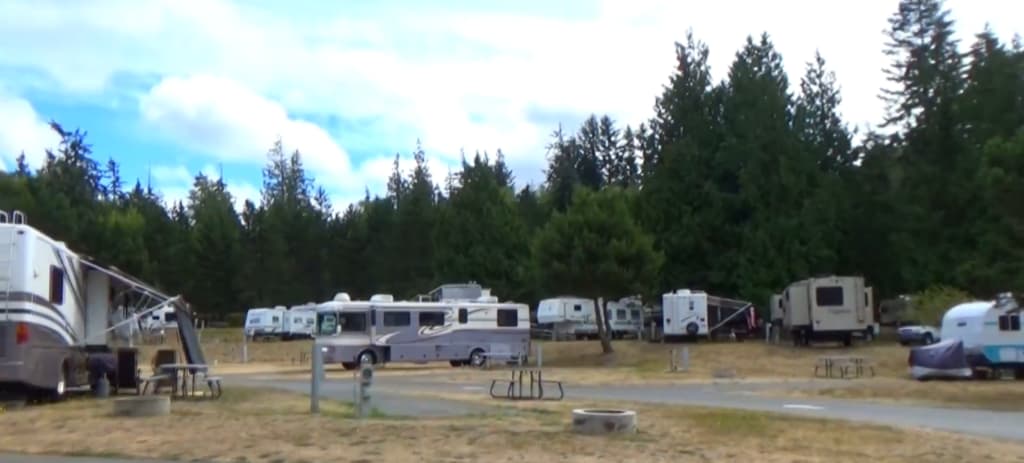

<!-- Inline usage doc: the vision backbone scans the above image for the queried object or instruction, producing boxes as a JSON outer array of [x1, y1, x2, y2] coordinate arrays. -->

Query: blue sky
[[0, 0, 1019, 210]]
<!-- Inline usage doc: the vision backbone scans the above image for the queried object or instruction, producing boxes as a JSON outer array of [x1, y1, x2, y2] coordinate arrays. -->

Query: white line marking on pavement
[[462, 386, 485, 391], [783, 404, 825, 410]]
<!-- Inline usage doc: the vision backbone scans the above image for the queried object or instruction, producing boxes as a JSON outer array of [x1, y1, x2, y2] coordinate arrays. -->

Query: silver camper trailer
[[781, 275, 876, 346], [315, 291, 530, 369], [0, 210, 203, 402]]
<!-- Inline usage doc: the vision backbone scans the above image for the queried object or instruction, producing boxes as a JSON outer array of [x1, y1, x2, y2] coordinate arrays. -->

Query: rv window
[[339, 312, 367, 332], [317, 313, 337, 336], [48, 266, 64, 305], [458, 308, 468, 324], [630, 309, 640, 320], [165, 312, 177, 322], [272, 316, 280, 323], [815, 286, 844, 306], [616, 309, 626, 320], [294, 317, 301, 324], [1000, 315, 1021, 332], [419, 311, 446, 327], [383, 311, 411, 327], [573, 304, 582, 312], [496, 309, 518, 327]]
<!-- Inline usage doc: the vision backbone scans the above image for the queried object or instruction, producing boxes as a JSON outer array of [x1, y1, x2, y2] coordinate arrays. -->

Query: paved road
[[226, 373, 1024, 442]]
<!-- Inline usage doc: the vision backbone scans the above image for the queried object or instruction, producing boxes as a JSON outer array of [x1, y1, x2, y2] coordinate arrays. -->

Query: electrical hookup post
[[354, 363, 374, 418]]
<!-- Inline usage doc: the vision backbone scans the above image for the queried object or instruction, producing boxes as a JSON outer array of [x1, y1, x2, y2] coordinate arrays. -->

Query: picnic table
[[140, 363, 221, 399], [489, 366, 564, 401], [814, 355, 875, 379]]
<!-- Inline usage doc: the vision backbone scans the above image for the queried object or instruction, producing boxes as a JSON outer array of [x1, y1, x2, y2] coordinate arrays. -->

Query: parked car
[[898, 322, 939, 345]]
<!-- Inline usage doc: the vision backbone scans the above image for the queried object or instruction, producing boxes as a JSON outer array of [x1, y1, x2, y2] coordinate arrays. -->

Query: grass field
[[0, 387, 1021, 463], [134, 328, 1024, 411]]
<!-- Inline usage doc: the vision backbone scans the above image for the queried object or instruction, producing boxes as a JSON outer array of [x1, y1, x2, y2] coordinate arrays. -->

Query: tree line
[[1, 0, 1021, 329]]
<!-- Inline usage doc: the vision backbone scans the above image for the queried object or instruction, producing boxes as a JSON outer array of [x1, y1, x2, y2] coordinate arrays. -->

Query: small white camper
[[604, 296, 644, 339], [536, 297, 598, 340], [283, 303, 317, 340], [244, 306, 286, 340], [940, 293, 1023, 376], [140, 305, 178, 332], [661, 289, 755, 341]]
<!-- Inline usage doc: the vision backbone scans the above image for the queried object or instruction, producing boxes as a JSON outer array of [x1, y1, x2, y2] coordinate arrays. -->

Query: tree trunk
[[594, 297, 614, 354]]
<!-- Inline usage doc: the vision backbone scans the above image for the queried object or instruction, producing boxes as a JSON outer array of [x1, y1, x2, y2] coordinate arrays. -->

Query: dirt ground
[[1, 387, 1022, 463]]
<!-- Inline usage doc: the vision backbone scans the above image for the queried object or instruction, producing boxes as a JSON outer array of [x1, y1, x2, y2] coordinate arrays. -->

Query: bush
[[907, 285, 974, 325]]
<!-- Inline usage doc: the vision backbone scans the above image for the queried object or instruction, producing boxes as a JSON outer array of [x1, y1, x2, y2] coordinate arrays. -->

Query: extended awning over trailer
[[78, 257, 187, 346]]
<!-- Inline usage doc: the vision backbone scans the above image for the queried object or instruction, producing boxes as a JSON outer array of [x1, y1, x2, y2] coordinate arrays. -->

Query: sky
[[0, 0, 1020, 211]]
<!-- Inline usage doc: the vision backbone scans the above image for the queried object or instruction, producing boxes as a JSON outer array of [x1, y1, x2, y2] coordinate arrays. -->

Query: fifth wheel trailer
[[781, 275, 876, 346]]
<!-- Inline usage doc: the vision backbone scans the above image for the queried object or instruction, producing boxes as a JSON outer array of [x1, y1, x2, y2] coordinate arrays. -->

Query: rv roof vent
[[275, 305, 286, 310], [333, 292, 351, 302], [12, 210, 26, 224], [370, 294, 394, 302], [675, 289, 691, 295]]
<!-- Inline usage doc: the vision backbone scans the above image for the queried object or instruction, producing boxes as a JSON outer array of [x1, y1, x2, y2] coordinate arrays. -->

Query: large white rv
[[315, 292, 530, 369], [140, 305, 178, 332], [0, 210, 200, 401], [781, 275, 876, 346], [535, 296, 598, 340], [661, 289, 756, 341]]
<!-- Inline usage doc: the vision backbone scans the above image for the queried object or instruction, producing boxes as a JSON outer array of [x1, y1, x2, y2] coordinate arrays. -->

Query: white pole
[[536, 343, 543, 369]]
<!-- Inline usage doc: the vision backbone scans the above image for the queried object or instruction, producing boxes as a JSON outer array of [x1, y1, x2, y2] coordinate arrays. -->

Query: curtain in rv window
[[317, 313, 337, 335], [458, 308, 468, 324]]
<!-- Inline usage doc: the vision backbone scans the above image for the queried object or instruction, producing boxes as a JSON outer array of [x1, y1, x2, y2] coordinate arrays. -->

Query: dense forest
[[1, 0, 1022, 324]]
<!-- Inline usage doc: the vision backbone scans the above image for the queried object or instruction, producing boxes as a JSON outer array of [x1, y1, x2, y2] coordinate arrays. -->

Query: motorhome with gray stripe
[[315, 292, 530, 369], [0, 210, 201, 401]]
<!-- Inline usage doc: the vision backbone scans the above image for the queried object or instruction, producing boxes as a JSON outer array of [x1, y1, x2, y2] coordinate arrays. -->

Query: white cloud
[[2, 0, 1021, 194], [0, 88, 60, 169], [139, 75, 355, 197]]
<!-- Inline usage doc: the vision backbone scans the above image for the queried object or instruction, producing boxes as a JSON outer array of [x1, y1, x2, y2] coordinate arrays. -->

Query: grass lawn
[[0, 386, 1021, 462]]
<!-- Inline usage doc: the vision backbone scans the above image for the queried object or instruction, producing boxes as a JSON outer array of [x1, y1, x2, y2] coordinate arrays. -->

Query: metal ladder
[[0, 211, 26, 323]]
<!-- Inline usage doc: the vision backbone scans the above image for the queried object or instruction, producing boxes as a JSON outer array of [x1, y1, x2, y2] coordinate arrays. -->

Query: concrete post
[[311, 343, 323, 414]]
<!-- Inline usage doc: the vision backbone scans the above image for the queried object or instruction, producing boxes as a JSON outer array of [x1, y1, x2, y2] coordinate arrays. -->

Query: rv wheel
[[357, 351, 377, 366], [922, 333, 934, 345], [469, 349, 486, 368]]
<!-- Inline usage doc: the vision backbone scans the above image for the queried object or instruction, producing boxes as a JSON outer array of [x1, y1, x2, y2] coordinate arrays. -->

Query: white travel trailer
[[244, 306, 286, 340], [604, 296, 644, 339], [781, 275, 876, 346], [315, 292, 530, 369], [283, 303, 317, 340], [940, 293, 1023, 375], [0, 210, 202, 401], [661, 289, 756, 341], [140, 304, 178, 332], [535, 296, 598, 340]]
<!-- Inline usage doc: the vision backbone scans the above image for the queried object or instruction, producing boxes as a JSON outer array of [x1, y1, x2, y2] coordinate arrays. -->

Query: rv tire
[[922, 333, 934, 345], [357, 350, 377, 366], [468, 349, 486, 368]]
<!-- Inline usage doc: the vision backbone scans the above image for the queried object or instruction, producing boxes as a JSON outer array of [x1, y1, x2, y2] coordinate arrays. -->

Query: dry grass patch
[[1, 387, 1021, 463]]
